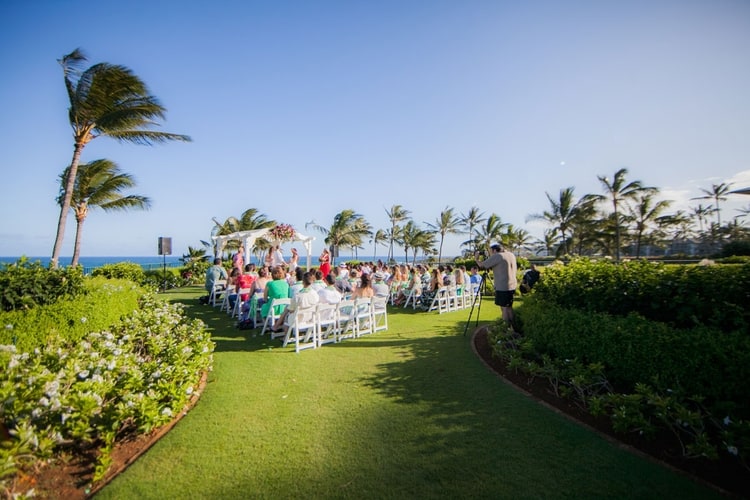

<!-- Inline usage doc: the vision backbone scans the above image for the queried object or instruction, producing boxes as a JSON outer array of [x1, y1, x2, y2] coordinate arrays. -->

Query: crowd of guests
[[204, 249, 487, 327]]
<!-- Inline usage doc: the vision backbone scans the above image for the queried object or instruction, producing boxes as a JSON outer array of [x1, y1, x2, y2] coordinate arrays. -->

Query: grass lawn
[[97, 286, 719, 499]]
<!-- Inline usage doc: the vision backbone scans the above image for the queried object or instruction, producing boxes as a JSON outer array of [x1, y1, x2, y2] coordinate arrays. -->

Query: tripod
[[463, 270, 490, 337]]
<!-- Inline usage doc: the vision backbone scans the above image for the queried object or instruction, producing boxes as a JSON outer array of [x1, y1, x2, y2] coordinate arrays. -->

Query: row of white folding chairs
[[260, 296, 389, 353], [425, 284, 481, 314]]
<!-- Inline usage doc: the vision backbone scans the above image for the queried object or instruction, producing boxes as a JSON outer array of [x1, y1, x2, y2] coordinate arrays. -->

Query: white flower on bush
[[38, 396, 50, 407], [5, 324, 12, 330], [80, 317, 87, 323], [78, 370, 90, 380], [161, 407, 173, 417], [723, 416, 732, 426], [185, 386, 194, 396], [151, 370, 162, 380], [727, 445, 739, 456]]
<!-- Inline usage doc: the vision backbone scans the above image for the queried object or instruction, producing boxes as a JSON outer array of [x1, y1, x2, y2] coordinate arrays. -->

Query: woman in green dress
[[260, 266, 290, 318]]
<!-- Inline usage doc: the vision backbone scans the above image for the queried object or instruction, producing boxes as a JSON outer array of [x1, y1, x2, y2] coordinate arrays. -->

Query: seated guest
[[260, 266, 290, 319], [229, 264, 256, 309], [333, 265, 353, 294], [352, 272, 375, 299], [273, 271, 319, 333], [288, 267, 305, 299], [372, 272, 390, 298], [205, 258, 228, 295], [420, 269, 444, 308], [310, 269, 326, 291], [318, 274, 343, 304]]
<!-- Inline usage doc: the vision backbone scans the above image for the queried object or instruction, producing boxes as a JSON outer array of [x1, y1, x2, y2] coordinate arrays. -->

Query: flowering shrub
[[268, 223, 296, 242], [0, 293, 214, 494]]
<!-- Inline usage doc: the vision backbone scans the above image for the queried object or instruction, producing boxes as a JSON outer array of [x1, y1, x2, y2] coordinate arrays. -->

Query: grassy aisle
[[98, 286, 718, 499]]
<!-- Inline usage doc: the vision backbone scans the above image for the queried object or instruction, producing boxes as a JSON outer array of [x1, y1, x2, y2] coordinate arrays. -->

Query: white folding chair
[[282, 305, 317, 352], [337, 299, 357, 341], [209, 279, 227, 307], [220, 285, 234, 313], [425, 288, 448, 313], [445, 286, 459, 312], [231, 288, 252, 319], [372, 296, 388, 332], [316, 303, 339, 346], [354, 297, 373, 337], [262, 298, 291, 337], [403, 287, 421, 309]]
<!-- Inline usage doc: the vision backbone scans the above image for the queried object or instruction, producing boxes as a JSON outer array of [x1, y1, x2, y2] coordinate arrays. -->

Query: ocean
[[0, 255, 415, 274], [0, 256, 183, 274]]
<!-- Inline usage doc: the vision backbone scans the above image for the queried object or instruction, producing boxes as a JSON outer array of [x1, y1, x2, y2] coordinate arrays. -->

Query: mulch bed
[[472, 326, 749, 498]]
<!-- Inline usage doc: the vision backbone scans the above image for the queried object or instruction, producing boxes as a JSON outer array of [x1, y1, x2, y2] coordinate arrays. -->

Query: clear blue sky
[[1, 0, 749, 258]]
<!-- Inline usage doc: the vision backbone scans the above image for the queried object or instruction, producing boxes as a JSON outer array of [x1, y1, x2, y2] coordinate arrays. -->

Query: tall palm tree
[[57, 159, 151, 266], [694, 182, 733, 227], [500, 225, 532, 255], [425, 206, 461, 263], [595, 168, 655, 261], [528, 187, 579, 256], [475, 213, 507, 254], [458, 206, 486, 254], [412, 230, 437, 265], [628, 193, 672, 258], [690, 204, 715, 235], [307, 210, 372, 265], [52, 49, 191, 268], [385, 205, 411, 261], [370, 229, 387, 260]]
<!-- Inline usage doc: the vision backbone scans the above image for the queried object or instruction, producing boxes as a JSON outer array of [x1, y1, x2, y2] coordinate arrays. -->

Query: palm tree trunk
[[71, 215, 85, 266], [51, 144, 84, 268]]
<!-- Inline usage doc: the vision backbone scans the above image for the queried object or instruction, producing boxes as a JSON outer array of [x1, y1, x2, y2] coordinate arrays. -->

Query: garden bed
[[472, 327, 748, 498]]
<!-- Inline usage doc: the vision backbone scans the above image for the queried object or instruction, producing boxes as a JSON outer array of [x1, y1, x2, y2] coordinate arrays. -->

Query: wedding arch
[[211, 228, 316, 269]]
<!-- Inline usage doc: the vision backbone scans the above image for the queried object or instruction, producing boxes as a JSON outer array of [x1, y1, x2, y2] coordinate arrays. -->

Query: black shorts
[[494, 290, 515, 307]]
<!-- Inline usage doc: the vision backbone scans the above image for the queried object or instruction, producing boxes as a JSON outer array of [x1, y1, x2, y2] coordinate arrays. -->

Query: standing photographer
[[476, 244, 518, 329]]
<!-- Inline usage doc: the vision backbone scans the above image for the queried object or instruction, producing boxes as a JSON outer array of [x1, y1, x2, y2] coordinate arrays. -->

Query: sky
[[1, 0, 749, 259]]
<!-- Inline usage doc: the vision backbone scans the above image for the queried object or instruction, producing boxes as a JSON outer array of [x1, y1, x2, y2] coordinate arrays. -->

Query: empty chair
[[316, 303, 339, 346], [209, 279, 227, 307], [261, 298, 291, 338], [282, 304, 317, 352], [354, 297, 373, 337], [372, 296, 388, 332], [337, 299, 357, 341]]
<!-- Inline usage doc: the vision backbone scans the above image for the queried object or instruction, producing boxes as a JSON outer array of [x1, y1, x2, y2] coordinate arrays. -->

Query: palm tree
[[690, 204, 715, 235], [307, 210, 372, 265], [475, 213, 507, 253], [694, 182, 733, 227], [412, 230, 437, 265], [370, 229, 387, 260], [458, 206, 486, 254], [57, 159, 151, 266], [501, 225, 532, 255], [211, 208, 276, 258], [425, 206, 461, 263], [628, 194, 672, 258], [52, 49, 191, 268], [595, 168, 655, 261], [385, 205, 411, 261], [528, 187, 579, 256]]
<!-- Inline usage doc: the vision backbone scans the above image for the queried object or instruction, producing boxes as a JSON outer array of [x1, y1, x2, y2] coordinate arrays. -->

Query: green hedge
[[0, 258, 85, 312], [533, 259, 750, 332], [0, 277, 142, 352], [518, 297, 750, 415]]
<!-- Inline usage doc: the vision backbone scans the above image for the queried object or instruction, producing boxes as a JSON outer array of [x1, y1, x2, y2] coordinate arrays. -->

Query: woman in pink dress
[[319, 248, 331, 278]]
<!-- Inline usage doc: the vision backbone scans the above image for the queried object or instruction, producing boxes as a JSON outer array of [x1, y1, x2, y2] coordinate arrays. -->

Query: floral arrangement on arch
[[268, 223, 296, 242]]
